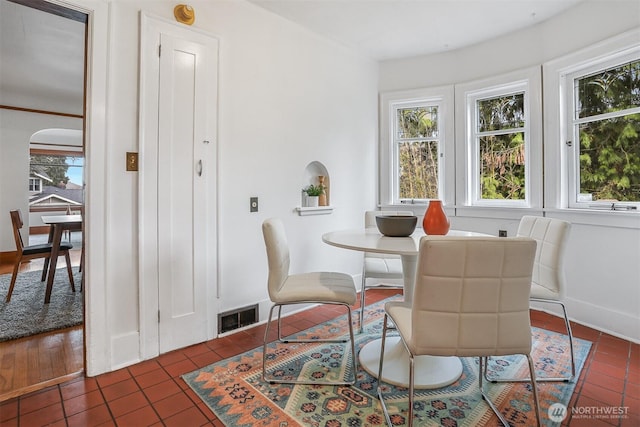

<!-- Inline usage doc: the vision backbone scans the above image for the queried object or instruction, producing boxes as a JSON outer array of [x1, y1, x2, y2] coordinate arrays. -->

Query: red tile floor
[[1, 289, 638, 427]]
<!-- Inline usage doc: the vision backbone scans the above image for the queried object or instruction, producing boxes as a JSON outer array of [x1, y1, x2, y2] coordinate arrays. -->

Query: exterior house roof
[[29, 185, 83, 206], [29, 165, 53, 183]]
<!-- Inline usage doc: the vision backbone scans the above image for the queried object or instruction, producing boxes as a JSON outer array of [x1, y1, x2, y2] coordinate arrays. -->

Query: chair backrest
[[364, 210, 413, 259], [9, 210, 26, 253], [411, 236, 537, 357], [262, 218, 290, 299], [517, 216, 570, 298]]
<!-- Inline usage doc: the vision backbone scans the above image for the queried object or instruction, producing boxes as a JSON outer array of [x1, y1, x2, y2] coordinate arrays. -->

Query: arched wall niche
[[297, 161, 333, 215]]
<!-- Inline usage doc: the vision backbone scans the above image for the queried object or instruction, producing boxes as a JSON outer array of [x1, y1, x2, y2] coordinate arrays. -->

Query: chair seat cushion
[[385, 300, 412, 343], [530, 283, 560, 300], [273, 272, 356, 305], [22, 242, 73, 256], [364, 257, 403, 278]]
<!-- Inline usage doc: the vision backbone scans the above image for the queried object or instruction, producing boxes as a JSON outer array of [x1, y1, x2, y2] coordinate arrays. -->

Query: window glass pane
[[576, 59, 640, 119], [396, 107, 438, 139], [479, 133, 525, 200], [477, 94, 524, 132], [578, 113, 640, 202], [30, 154, 83, 188], [398, 141, 439, 199]]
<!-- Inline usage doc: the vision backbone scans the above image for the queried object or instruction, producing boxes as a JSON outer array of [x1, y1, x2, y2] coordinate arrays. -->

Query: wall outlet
[[250, 197, 258, 212], [498, 230, 507, 237]]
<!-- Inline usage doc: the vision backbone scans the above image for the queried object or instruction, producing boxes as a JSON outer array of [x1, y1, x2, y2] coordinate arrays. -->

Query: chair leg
[[41, 256, 51, 282], [359, 273, 367, 334], [6, 262, 21, 302], [378, 314, 416, 427], [479, 355, 541, 427], [65, 251, 76, 292], [526, 354, 542, 427], [478, 357, 510, 427], [79, 244, 85, 273], [377, 314, 392, 426], [484, 299, 575, 383], [262, 303, 356, 385]]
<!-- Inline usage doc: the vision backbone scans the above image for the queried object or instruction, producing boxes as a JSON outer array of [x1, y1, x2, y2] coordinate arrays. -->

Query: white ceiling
[[0, 0, 85, 113], [248, 0, 583, 60], [0, 0, 583, 113]]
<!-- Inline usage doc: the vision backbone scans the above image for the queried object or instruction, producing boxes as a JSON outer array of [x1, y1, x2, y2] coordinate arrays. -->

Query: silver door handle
[[196, 160, 203, 176]]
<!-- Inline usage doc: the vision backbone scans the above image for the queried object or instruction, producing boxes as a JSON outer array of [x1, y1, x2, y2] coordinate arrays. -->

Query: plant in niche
[[303, 184, 324, 196]]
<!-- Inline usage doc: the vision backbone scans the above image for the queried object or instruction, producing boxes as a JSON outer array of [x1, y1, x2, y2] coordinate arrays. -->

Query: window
[[29, 178, 41, 192], [379, 87, 454, 206], [476, 93, 526, 201], [566, 57, 640, 210], [456, 67, 542, 210], [396, 104, 440, 200]]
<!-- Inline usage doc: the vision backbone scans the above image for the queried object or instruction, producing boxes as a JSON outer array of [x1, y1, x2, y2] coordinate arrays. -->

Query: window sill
[[295, 206, 333, 216]]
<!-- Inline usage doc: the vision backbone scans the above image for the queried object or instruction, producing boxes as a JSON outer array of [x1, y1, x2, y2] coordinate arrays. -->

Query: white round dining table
[[322, 227, 491, 389]]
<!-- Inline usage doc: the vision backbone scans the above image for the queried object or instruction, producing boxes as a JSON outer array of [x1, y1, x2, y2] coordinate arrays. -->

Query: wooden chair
[[5, 210, 75, 303]]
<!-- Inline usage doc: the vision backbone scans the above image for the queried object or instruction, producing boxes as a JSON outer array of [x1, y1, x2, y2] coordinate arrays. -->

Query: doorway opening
[[0, 0, 87, 400]]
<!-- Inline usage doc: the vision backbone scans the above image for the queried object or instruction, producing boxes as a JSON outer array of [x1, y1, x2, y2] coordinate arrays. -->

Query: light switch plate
[[126, 152, 138, 171], [250, 197, 258, 212]]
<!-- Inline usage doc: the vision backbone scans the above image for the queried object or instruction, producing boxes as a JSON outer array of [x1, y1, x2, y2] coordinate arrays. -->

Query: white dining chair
[[261, 218, 358, 385], [359, 210, 413, 333], [377, 235, 541, 427], [486, 215, 575, 383]]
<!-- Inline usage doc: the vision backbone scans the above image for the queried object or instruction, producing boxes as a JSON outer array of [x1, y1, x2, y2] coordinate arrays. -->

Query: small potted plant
[[303, 184, 324, 207]]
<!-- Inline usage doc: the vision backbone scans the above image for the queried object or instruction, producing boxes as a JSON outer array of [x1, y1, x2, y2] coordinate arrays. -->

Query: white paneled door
[[140, 15, 218, 357]]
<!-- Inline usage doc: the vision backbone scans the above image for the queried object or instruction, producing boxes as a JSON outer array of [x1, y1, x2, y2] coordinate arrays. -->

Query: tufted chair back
[[410, 236, 537, 357], [262, 218, 290, 300], [517, 216, 571, 300]]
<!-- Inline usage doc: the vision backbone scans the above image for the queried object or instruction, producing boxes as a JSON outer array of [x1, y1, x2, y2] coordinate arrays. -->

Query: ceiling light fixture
[[174, 4, 195, 25]]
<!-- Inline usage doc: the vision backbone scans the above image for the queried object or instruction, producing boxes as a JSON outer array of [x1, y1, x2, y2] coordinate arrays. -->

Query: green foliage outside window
[[477, 94, 526, 200], [480, 133, 526, 199], [576, 59, 640, 202], [30, 154, 70, 186], [396, 106, 439, 200]]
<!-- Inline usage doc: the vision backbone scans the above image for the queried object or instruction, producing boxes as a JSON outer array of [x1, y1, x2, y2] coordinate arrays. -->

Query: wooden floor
[[0, 249, 84, 401]]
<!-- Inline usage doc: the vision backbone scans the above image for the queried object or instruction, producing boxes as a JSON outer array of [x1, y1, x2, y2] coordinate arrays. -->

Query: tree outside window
[[476, 93, 526, 200], [573, 59, 640, 205], [395, 105, 440, 200], [29, 153, 84, 189]]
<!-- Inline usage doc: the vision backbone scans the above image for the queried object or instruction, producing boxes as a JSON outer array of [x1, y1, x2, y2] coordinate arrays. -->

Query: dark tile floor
[[1, 289, 638, 427]]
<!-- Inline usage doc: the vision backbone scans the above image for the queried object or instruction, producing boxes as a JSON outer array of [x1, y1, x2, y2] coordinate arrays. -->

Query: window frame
[[564, 53, 640, 210], [544, 28, 640, 220], [29, 178, 42, 192], [455, 66, 543, 211], [379, 86, 455, 207]]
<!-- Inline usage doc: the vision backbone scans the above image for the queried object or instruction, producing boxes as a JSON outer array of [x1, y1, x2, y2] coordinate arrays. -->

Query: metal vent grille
[[218, 304, 258, 334]]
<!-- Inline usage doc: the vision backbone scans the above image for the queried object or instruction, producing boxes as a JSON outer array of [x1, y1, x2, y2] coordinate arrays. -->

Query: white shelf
[[295, 206, 333, 216]]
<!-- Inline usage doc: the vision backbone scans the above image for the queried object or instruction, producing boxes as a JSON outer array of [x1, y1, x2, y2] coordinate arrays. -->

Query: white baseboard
[[532, 298, 639, 344]]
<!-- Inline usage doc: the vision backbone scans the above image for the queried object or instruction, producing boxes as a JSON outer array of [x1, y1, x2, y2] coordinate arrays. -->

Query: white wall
[[76, 0, 378, 374], [379, 0, 640, 342]]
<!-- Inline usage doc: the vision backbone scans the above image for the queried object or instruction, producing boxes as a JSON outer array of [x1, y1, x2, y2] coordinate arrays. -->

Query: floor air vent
[[218, 304, 259, 334]]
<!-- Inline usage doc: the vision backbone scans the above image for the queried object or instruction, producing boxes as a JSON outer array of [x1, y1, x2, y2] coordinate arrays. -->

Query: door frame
[[139, 12, 219, 359], [38, 0, 110, 377]]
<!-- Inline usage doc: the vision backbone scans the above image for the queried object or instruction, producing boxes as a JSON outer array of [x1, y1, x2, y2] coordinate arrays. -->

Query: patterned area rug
[[0, 267, 83, 342], [184, 297, 591, 426]]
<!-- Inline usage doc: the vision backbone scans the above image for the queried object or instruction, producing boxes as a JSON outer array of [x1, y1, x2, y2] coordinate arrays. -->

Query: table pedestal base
[[359, 337, 463, 389]]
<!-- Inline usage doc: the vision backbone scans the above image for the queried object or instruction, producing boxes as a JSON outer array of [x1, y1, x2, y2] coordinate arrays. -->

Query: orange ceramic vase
[[422, 200, 450, 235]]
